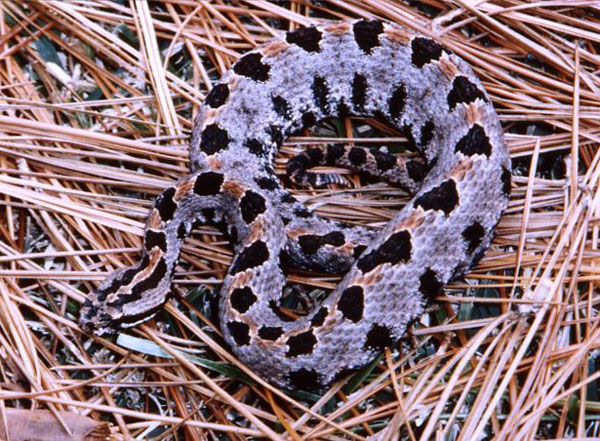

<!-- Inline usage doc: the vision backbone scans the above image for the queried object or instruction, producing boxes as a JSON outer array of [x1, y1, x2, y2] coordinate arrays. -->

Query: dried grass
[[0, 1, 599, 440]]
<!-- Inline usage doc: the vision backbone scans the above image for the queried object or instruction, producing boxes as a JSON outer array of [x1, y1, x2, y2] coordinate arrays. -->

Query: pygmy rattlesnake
[[80, 20, 511, 389]]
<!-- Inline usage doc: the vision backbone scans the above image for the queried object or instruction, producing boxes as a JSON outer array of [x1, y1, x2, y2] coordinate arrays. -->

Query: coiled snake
[[80, 20, 511, 389]]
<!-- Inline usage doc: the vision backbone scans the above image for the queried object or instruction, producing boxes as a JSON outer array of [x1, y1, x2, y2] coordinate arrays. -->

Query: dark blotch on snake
[[420, 119, 435, 148], [144, 230, 167, 252], [419, 267, 443, 300], [230, 287, 257, 313], [389, 84, 407, 121], [272, 95, 292, 119], [337, 99, 350, 118], [245, 138, 265, 156], [227, 321, 251, 346], [455, 124, 492, 157], [353, 19, 384, 54], [255, 177, 279, 190], [372, 150, 396, 172], [338, 286, 364, 322], [462, 221, 485, 254], [205, 83, 229, 108], [348, 147, 367, 166], [200, 124, 230, 155], [501, 166, 511, 195], [233, 53, 270, 82], [201, 207, 216, 221], [312, 75, 329, 112], [406, 160, 427, 182], [298, 231, 345, 254], [286, 330, 317, 357], [155, 187, 177, 222], [352, 73, 368, 111], [258, 326, 284, 341], [353, 245, 367, 259], [298, 235, 322, 254], [194, 172, 224, 196], [286, 26, 322, 53], [326, 144, 345, 164], [447, 76, 488, 110], [306, 148, 323, 164], [311, 307, 329, 327], [323, 231, 345, 246], [240, 190, 267, 224], [280, 193, 295, 204], [288, 368, 320, 390], [357, 230, 412, 273], [293, 206, 313, 218], [414, 180, 459, 216], [411, 37, 443, 68], [302, 111, 317, 128], [364, 324, 393, 351], [176, 223, 187, 239], [230, 241, 269, 274], [266, 125, 284, 145]]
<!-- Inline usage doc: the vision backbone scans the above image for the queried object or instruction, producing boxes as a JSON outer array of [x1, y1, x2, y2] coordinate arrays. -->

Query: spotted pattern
[[311, 307, 328, 326], [230, 241, 270, 274], [298, 231, 345, 254], [287, 144, 425, 191], [272, 95, 292, 119], [462, 221, 485, 254], [155, 187, 177, 221], [455, 124, 492, 157], [357, 230, 412, 273], [411, 37, 444, 68], [194, 172, 224, 196], [286, 26, 322, 53], [312, 75, 329, 111], [144, 230, 167, 252], [419, 268, 443, 299], [288, 368, 320, 390], [364, 324, 393, 351], [286, 330, 317, 357], [421, 119, 436, 147], [353, 19, 384, 54], [258, 326, 284, 340], [338, 286, 364, 322], [245, 138, 265, 156], [240, 190, 267, 224], [200, 124, 229, 155], [80, 20, 510, 391], [389, 84, 407, 121], [233, 53, 270, 82], [348, 147, 367, 166], [230, 287, 257, 313], [352, 73, 368, 110], [228, 321, 251, 346], [414, 180, 459, 216], [205, 84, 229, 108], [501, 166, 512, 195], [448, 76, 488, 110]]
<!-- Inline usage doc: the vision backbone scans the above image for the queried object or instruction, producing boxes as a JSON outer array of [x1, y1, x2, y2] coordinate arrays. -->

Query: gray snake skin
[[80, 20, 511, 389]]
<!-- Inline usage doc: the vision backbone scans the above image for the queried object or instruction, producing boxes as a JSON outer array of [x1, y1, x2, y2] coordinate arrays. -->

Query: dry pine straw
[[0, 1, 599, 440]]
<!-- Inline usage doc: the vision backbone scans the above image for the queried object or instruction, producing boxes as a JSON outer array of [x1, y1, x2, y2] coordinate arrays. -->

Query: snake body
[[80, 20, 511, 389]]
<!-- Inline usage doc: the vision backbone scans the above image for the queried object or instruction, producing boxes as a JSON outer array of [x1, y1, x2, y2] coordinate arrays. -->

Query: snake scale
[[80, 20, 511, 390]]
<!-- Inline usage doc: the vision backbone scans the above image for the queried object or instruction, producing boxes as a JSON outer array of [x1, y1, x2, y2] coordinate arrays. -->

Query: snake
[[79, 20, 511, 390]]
